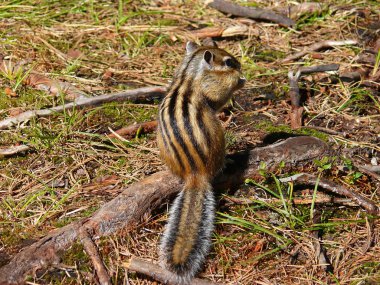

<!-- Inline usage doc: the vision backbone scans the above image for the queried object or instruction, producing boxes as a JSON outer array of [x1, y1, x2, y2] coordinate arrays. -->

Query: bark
[[0, 86, 166, 130], [125, 257, 223, 285]]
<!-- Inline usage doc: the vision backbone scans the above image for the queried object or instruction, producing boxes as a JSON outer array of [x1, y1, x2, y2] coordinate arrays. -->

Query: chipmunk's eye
[[224, 57, 237, 69]]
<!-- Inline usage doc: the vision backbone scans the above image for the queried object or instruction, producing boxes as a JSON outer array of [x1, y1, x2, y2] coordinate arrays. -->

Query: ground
[[0, 0, 379, 284]]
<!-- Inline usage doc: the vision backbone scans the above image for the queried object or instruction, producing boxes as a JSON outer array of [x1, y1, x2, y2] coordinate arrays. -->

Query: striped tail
[[160, 179, 215, 284]]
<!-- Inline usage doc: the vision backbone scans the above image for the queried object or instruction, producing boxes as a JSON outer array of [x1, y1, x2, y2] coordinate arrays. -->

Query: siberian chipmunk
[[157, 41, 245, 283]]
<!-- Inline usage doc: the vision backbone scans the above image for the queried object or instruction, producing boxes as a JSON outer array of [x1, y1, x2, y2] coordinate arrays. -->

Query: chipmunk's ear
[[202, 50, 214, 69], [186, 41, 199, 54], [202, 38, 217, 47]]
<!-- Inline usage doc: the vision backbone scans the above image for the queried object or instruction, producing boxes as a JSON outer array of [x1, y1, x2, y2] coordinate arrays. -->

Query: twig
[[0, 136, 328, 284], [189, 25, 259, 39], [288, 64, 340, 129], [0, 145, 30, 157], [124, 257, 223, 285], [302, 125, 343, 136], [79, 229, 111, 285], [288, 69, 303, 129], [356, 165, 380, 181], [279, 173, 380, 215], [282, 40, 358, 63], [310, 211, 333, 273], [224, 194, 358, 207], [299, 64, 340, 74], [108, 120, 158, 139], [275, 2, 324, 19], [0, 86, 166, 130], [206, 0, 295, 27]]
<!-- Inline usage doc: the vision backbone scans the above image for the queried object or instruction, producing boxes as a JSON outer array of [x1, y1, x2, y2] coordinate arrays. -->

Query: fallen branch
[[282, 40, 358, 63], [279, 173, 379, 215], [0, 136, 328, 284], [0, 86, 166, 130], [0, 145, 30, 158], [108, 120, 158, 139], [79, 229, 111, 285], [124, 257, 223, 285], [206, 0, 295, 27]]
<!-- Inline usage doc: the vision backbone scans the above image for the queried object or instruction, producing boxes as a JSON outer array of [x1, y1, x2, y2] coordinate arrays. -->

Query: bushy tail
[[160, 178, 215, 284]]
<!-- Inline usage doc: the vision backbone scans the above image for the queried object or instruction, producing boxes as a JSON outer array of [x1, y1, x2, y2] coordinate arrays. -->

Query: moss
[[152, 18, 178, 26], [62, 243, 89, 264], [253, 119, 329, 142], [225, 131, 238, 149], [94, 102, 157, 128], [253, 49, 286, 62]]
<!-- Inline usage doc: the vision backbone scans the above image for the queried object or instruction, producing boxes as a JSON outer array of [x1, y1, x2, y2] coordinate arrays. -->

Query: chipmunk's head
[[183, 41, 245, 110]]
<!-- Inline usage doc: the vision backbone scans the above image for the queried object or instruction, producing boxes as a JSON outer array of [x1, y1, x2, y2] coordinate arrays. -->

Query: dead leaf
[[311, 53, 323, 59], [102, 69, 113, 80], [67, 49, 82, 59], [4, 87, 17, 97], [8, 108, 24, 117]]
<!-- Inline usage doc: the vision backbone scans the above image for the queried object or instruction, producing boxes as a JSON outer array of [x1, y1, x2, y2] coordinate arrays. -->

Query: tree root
[[0, 136, 328, 284], [124, 257, 223, 285]]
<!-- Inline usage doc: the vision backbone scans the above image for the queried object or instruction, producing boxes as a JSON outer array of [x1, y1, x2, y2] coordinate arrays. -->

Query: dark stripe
[[159, 106, 185, 172], [168, 86, 197, 172], [158, 102, 169, 149], [165, 51, 202, 172], [195, 104, 211, 146], [205, 97, 219, 110], [182, 92, 207, 165]]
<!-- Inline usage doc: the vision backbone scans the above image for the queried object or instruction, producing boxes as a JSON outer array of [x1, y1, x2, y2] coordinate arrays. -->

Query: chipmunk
[[157, 41, 245, 284]]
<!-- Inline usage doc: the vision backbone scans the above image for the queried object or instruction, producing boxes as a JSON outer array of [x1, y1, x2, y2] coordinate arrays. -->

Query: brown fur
[[157, 42, 245, 281]]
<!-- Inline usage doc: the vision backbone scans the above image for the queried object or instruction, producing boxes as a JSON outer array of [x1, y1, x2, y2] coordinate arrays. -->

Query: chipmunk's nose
[[238, 76, 246, 87]]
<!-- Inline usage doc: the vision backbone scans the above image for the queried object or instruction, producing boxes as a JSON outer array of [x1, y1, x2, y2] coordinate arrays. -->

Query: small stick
[[275, 2, 324, 19], [0, 145, 30, 157], [288, 70, 301, 108], [356, 165, 380, 181], [0, 86, 166, 130], [302, 125, 342, 136], [206, 0, 295, 27], [280, 173, 380, 215], [224, 194, 358, 207], [288, 64, 340, 129], [190, 25, 254, 39], [310, 211, 332, 273], [108, 120, 158, 139], [299, 64, 340, 74], [282, 40, 358, 63], [124, 257, 224, 285], [79, 228, 111, 285], [288, 70, 303, 129]]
